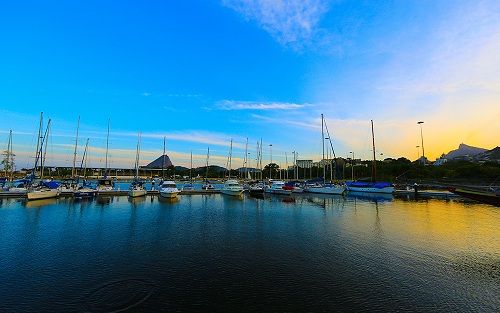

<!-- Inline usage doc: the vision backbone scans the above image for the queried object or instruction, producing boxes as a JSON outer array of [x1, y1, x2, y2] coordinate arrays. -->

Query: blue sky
[[1, 0, 499, 169]]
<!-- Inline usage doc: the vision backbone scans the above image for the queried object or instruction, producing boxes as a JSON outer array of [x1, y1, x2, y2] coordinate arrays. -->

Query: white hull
[[159, 191, 178, 198], [27, 189, 59, 200], [129, 189, 147, 197], [6, 187, 28, 194], [305, 186, 345, 195], [292, 188, 304, 193], [264, 188, 292, 195], [347, 186, 394, 194], [220, 189, 244, 196]]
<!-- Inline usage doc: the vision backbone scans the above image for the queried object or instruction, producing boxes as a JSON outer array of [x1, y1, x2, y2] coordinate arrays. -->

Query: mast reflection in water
[[0, 195, 498, 312]]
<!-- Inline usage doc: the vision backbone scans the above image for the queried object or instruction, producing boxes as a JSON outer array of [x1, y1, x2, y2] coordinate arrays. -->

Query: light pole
[[417, 121, 425, 163], [349, 151, 354, 181], [416, 145, 420, 161]]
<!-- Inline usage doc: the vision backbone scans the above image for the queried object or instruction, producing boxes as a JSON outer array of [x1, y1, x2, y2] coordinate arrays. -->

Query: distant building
[[296, 159, 313, 169], [434, 154, 448, 166], [144, 154, 173, 168]]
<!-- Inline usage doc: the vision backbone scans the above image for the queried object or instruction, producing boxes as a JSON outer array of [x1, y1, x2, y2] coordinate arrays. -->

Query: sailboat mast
[[260, 138, 263, 180], [285, 152, 288, 180], [8, 130, 13, 180], [134, 133, 140, 179], [33, 112, 43, 178], [244, 137, 248, 180], [228, 139, 233, 179], [206, 147, 210, 180], [190, 150, 193, 181], [72, 116, 80, 178], [41, 119, 51, 179], [162, 136, 166, 180], [321, 114, 325, 181], [80, 138, 89, 178], [104, 119, 110, 177], [371, 120, 377, 182]]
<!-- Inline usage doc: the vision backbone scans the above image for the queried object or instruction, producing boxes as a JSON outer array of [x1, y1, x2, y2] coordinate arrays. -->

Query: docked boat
[[97, 178, 114, 192], [346, 181, 394, 194], [249, 182, 264, 195], [182, 183, 195, 191], [73, 186, 97, 199], [129, 181, 147, 197], [449, 187, 500, 206], [128, 133, 147, 198], [264, 180, 292, 195], [285, 181, 304, 193], [159, 180, 179, 198], [221, 179, 244, 196], [202, 181, 215, 190], [346, 120, 394, 195], [27, 181, 60, 201], [305, 182, 345, 195]]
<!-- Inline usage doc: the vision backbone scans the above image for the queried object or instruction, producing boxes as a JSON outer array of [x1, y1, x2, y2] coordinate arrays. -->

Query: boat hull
[[305, 186, 345, 195], [74, 191, 96, 199], [129, 189, 147, 197], [221, 189, 244, 196], [27, 190, 59, 200], [346, 186, 394, 194], [159, 191, 178, 198], [264, 189, 292, 195], [450, 188, 500, 206]]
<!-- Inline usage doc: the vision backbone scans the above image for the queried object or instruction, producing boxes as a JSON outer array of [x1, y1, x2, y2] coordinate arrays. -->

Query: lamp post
[[349, 151, 354, 181], [416, 145, 420, 161], [417, 121, 425, 163]]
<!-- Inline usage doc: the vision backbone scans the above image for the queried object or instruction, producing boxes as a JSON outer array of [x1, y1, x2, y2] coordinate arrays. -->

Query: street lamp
[[417, 121, 425, 163], [416, 145, 420, 160]]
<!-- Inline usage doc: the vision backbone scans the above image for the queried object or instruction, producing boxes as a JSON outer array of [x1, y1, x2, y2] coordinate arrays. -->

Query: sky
[[1, 0, 499, 169]]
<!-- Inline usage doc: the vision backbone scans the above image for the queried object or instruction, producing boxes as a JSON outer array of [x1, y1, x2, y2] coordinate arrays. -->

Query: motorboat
[[128, 180, 147, 197], [304, 182, 346, 195], [285, 181, 304, 193], [221, 179, 244, 196], [249, 182, 264, 195], [264, 180, 292, 195], [345, 181, 394, 194], [159, 180, 180, 198]]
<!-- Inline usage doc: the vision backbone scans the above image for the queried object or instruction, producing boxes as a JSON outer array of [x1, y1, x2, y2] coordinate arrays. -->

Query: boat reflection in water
[[346, 191, 394, 202], [158, 195, 180, 204], [23, 197, 58, 208]]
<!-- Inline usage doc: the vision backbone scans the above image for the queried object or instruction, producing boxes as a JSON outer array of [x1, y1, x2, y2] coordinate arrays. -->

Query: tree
[[263, 163, 279, 179], [1, 149, 15, 175]]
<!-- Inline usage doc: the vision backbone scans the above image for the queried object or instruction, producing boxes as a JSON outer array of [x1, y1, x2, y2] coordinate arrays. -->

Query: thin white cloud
[[216, 100, 310, 111], [222, 0, 331, 49]]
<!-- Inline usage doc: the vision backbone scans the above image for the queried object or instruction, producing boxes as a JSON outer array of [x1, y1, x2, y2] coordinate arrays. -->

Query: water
[[0, 194, 498, 312]]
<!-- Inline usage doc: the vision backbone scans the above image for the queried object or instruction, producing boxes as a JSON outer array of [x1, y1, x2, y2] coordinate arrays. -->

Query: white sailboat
[[97, 119, 114, 192], [129, 133, 147, 197], [304, 114, 345, 195], [221, 139, 243, 196], [202, 147, 215, 190], [27, 113, 60, 201]]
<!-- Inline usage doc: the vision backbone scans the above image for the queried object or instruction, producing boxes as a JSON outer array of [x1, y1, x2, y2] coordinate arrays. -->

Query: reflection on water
[[0, 194, 498, 312]]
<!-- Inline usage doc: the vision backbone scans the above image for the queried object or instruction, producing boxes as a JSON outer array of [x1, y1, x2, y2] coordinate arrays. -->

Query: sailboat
[[27, 113, 60, 201], [182, 151, 195, 191], [129, 133, 147, 197], [304, 114, 345, 195], [221, 139, 244, 196], [74, 138, 97, 199], [97, 119, 114, 193], [345, 120, 394, 194], [202, 147, 215, 190]]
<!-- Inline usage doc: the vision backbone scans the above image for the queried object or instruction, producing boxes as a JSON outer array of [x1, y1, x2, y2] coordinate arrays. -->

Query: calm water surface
[[0, 194, 498, 312]]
